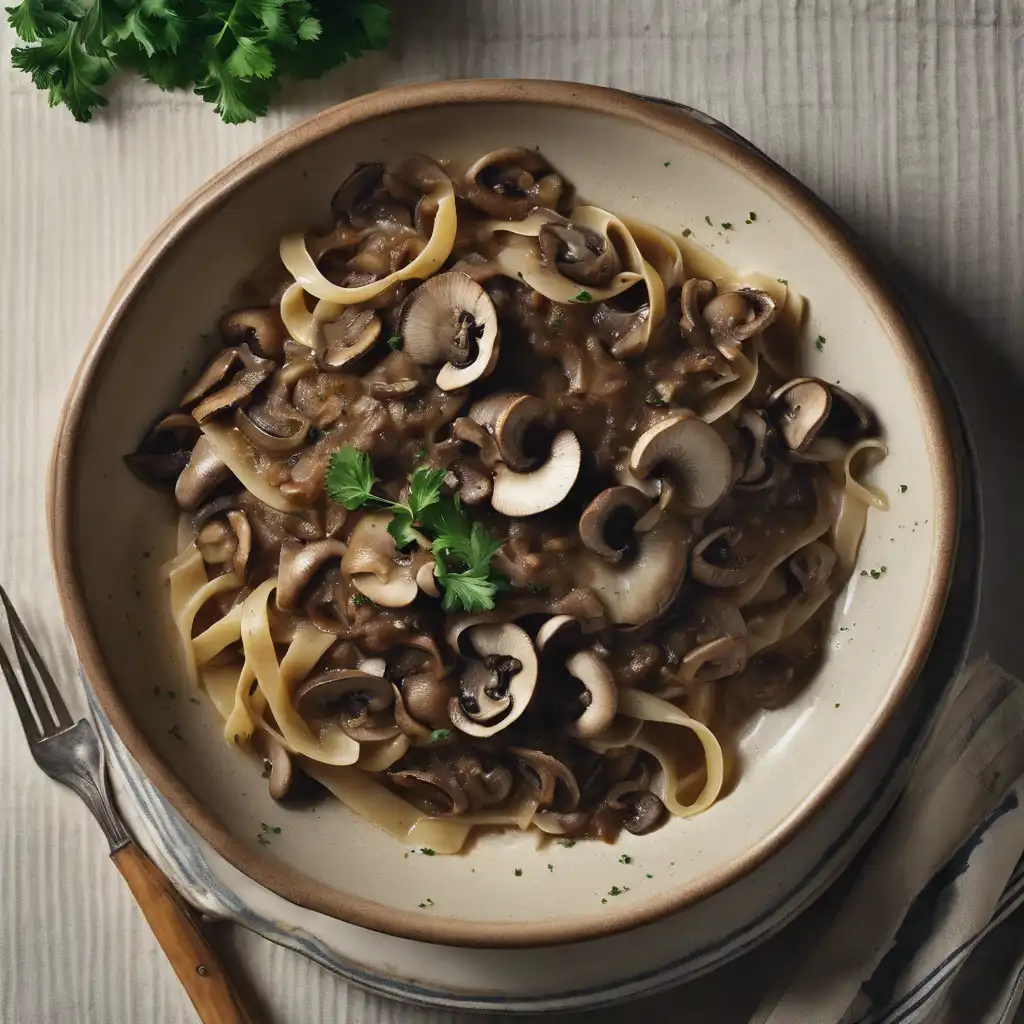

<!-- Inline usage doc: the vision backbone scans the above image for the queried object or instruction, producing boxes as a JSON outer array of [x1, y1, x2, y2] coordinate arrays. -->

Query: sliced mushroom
[[463, 147, 567, 219], [702, 288, 777, 359], [221, 308, 287, 358], [330, 163, 398, 230], [735, 407, 776, 488], [448, 623, 538, 737], [454, 754, 514, 809], [294, 668, 394, 721], [341, 513, 420, 608], [679, 634, 748, 683], [565, 650, 618, 738], [535, 614, 582, 653], [234, 407, 309, 456], [629, 412, 733, 511], [593, 302, 653, 361], [321, 308, 382, 368], [250, 729, 294, 802], [399, 272, 499, 390], [389, 766, 469, 815], [769, 378, 832, 453], [415, 560, 440, 598], [125, 412, 201, 487], [538, 220, 622, 286], [277, 539, 348, 611], [491, 429, 581, 517], [191, 345, 275, 423], [578, 486, 652, 563], [510, 747, 581, 811], [621, 791, 668, 835], [468, 393, 550, 472], [174, 435, 231, 511], [574, 515, 692, 626], [691, 526, 756, 587]]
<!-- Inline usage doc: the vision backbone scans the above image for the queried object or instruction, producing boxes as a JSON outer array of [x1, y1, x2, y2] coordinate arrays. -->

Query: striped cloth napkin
[[753, 658, 1024, 1024]]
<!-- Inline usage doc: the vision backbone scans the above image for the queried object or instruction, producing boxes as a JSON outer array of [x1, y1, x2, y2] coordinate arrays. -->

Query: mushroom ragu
[[136, 149, 888, 854]]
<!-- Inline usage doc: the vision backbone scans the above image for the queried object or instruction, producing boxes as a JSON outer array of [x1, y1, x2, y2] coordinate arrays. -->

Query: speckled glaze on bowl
[[49, 80, 959, 949]]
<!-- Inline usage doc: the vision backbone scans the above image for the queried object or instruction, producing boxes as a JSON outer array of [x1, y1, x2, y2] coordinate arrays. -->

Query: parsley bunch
[[6, 0, 390, 124], [326, 446, 507, 614]]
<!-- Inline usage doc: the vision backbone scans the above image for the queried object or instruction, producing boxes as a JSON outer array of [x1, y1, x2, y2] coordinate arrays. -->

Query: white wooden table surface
[[2, 2, 1023, 1021]]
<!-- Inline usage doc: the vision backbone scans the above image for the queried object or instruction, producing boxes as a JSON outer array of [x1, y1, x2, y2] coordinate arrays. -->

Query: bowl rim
[[48, 78, 959, 949]]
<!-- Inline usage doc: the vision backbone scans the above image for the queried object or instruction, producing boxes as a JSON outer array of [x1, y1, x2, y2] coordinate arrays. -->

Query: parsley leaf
[[8, 0, 391, 124], [407, 466, 445, 519], [326, 447, 377, 509], [387, 508, 418, 549], [435, 565, 500, 613], [572, 289, 593, 302]]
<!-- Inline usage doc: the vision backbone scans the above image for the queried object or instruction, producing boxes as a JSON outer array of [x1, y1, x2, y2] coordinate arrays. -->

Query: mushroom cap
[[679, 634, 748, 683], [221, 308, 287, 358], [690, 526, 756, 588], [566, 649, 619, 738], [574, 515, 692, 626], [399, 271, 499, 391], [578, 486, 652, 562], [628, 412, 733, 511], [463, 147, 566, 219], [491, 429, 581, 517], [448, 623, 538, 737], [468, 392, 550, 472], [294, 668, 394, 719], [321, 308, 382, 369], [704, 288, 777, 359], [535, 614, 582, 652], [249, 729, 294, 802], [341, 513, 419, 607], [234, 407, 309, 456], [277, 538, 348, 611], [174, 435, 230, 512], [538, 220, 622, 287], [769, 377, 832, 453]]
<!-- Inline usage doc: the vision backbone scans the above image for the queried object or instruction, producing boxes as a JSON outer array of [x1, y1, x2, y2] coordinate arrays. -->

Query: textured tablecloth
[[2, 2, 1023, 1021]]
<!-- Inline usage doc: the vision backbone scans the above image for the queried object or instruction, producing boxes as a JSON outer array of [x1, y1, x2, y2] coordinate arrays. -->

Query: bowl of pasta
[[50, 80, 959, 948]]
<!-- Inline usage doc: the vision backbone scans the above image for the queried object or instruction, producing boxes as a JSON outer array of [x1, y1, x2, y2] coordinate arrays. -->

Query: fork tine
[[0, 634, 42, 743], [0, 587, 73, 731]]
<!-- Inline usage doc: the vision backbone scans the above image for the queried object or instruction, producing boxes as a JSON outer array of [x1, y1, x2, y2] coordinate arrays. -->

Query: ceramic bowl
[[49, 80, 959, 949]]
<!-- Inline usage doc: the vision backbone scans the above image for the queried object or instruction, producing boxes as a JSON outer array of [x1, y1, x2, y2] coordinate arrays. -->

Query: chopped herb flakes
[[619, 854, 633, 865], [704, 215, 713, 226], [352, 592, 371, 607], [548, 864, 554, 872], [601, 898, 608, 904], [749, 211, 757, 221], [607, 885, 628, 896], [646, 873, 653, 879], [256, 822, 281, 847], [550, 312, 566, 333], [663, 160, 671, 166], [189, 697, 200, 705], [721, 222, 733, 230], [815, 335, 827, 352], [420, 848, 436, 856], [862, 566, 887, 580], [835, 702, 841, 708], [429, 729, 453, 743], [645, 391, 668, 407], [572, 290, 593, 303], [777, 277, 788, 285], [514, 868, 523, 877], [900, 484, 908, 493], [167, 724, 184, 742], [681, 228, 693, 237], [557, 839, 576, 848], [417, 898, 435, 908], [386, 333, 402, 350]]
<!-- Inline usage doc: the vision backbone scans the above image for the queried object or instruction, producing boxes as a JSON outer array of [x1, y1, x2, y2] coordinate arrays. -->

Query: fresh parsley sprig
[[326, 446, 506, 613], [6, 0, 391, 124]]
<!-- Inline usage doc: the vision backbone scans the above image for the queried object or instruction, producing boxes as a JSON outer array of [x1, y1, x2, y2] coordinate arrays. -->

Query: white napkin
[[753, 658, 1024, 1024]]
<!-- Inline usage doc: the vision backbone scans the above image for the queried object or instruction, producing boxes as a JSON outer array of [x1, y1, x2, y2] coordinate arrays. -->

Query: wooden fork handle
[[112, 842, 260, 1024]]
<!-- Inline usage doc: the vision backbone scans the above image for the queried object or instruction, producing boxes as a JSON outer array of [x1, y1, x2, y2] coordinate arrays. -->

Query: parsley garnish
[[681, 228, 693, 237], [167, 723, 183, 741], [557, 839, 576, 848], [417, 897, 434, 908], [256, 821, 281, 846], [815, 334, 827, 352], [6, 0, 391, 124], [899, 484, 908, 493], [419, 847, 435, 856], [326, 447, 505, 612], [386, 333, 402, 350], [777, 277, 788, 285], [704, 215, 713, 226], [619, 854, 633, 864], [663, 160, 671, 166], [549, 312, 566, 334], [514, 868, 523, 876], [721, 222, 733, 230], [351, 593, 372, 607], [748, 211, 757, 221], [429, 729, 452, 743], [572, 290, 593, 303]]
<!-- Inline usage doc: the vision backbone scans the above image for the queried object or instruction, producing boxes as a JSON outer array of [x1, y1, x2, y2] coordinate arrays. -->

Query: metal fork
[[0, 586, 259, 1024]]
